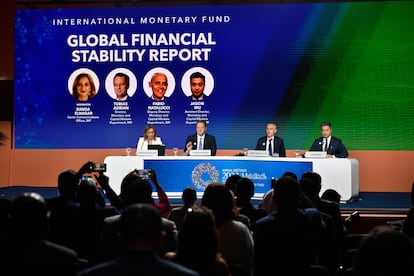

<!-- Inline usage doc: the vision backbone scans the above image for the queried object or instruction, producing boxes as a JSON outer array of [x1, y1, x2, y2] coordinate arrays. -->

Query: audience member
[[0, 196, 12, 239], [224, 174, 241, 193], [168, 187, 198, 231], [100, 170, 177, 261], [258, 171, 297, 214], [222, 174, 251, 229], [71, 177, 118, 264], [235, 177, 267, 231], [81, 204, 198, 276], [165, 206, 230, 276], [299, 175, 345, 273], [0, 196, 12, 238], [202, 183, 254, 276], [403, 207, 414, 239], [47, 162, 109, 248], [254, 176, 327, 275], [255, 122, 286, 157], [352, 225, 414, 276], [300, 172, 346, 239], [401, 182, 414, 238], [0, 193, 80, 275], [309, 121, 348, 158], [46, 163, 91, 250], [104, 168, 171, 217], [321, 188, 342, 204], [184, 120, 217, 156]]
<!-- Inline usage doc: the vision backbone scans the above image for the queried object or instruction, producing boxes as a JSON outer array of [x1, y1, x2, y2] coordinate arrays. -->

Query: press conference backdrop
[[14, 2, 414, 150]]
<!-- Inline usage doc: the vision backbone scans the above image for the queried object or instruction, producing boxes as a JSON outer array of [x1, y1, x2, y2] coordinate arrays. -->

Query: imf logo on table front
[[191, 163, 219, 190]]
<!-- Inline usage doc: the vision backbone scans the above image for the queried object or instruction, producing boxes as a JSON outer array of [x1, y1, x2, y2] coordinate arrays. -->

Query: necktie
[[323, 138, 328, 151], [268, 139, 273, 156], [198, 137, 203, 150]]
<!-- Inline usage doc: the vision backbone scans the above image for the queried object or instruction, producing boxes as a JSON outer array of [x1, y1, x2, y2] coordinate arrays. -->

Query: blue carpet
[[0, 186, 411, 211], [339, 192, 411, 210]]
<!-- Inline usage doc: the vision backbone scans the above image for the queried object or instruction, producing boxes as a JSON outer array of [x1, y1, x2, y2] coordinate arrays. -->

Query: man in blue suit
[[309, 121, 348, 158], [184, 120, 217, 156], [255, 122, 286, 157]]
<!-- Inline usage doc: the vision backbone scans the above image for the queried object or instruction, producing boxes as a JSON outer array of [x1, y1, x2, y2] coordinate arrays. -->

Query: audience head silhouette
[[353, 225, 414, 276], [282, 171, 298, 181], [120, 203, 164, 252], [224, 174, 241, 193], [120, 170, 153, 206], [77, 178, 98, 207], [10, 192, 49, 240], [177, 206, 218, 260], [235, 177, 255, 202], [321, 188, 341, 204], [57, 169, 79, 201], [272, 176, 301, 211], [301, 171, 322, 189], [181, 187, 197, 207], [201, 183, 235, 227]]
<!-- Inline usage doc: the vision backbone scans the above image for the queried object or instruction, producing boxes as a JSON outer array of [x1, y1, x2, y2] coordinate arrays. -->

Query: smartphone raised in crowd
[[93, 163, 107, 172], [137, 169, 151, 179]]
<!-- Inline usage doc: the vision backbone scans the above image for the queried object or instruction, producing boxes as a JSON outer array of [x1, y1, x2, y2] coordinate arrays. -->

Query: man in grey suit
[[255, 122, 286, 157]]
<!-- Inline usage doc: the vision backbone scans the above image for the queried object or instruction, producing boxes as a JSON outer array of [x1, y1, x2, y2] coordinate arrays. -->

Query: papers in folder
[[136, 150, 158, 157], [189, 149, 211, 156], [246, 150, 270, 157], [304, 151, 327, 158]]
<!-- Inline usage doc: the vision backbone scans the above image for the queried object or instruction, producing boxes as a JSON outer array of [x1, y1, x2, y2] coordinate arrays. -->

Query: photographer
[[99, 168, 177, 262]]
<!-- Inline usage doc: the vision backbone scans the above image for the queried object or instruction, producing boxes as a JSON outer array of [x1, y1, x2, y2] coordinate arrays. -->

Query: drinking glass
[[294, 149, 300, 158], [172, 147, 179, 156], [242, 148, 248, 156], [125, 147, 131, 156]]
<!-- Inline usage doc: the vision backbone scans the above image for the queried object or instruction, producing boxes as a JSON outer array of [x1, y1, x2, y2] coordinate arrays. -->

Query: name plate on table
[[189, 149, 212, 156], [247, 150, 270, 157], [136, 150, 158, 157], [304, 151, 327, 158]]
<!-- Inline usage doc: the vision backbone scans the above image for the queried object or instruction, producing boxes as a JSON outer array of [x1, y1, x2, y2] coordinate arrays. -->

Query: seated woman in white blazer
[[136, 124, 163, 151]]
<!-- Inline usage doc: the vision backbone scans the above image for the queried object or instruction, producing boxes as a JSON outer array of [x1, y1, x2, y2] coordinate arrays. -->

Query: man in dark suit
[[184, 120, 217, 156], [255, 122, 286, 157], [309, 121, 348, 158]]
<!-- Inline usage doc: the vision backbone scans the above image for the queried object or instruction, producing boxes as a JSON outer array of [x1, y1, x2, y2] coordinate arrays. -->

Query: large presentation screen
[[14, 2, 414, 150]]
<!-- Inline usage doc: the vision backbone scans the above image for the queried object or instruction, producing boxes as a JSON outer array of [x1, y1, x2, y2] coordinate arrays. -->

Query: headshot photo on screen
[[181, 67, 214, 100], [105, 68, 137, 101], [143, 67, 175, 101], [68, 68, 100, 101]]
